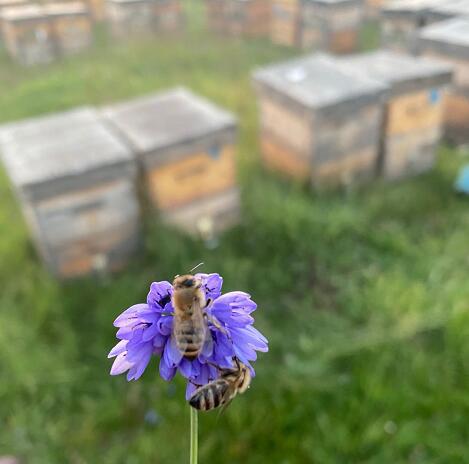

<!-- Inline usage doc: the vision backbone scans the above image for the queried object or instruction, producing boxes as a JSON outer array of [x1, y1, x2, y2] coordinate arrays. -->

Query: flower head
[[109, 273, 268, 397]]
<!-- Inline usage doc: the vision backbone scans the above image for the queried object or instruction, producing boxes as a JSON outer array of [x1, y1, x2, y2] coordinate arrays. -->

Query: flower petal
[[108, 339, 128, 358], [147, 281, 172, 310], [110, 352, 133, 376], [159, 357, 177, 381]]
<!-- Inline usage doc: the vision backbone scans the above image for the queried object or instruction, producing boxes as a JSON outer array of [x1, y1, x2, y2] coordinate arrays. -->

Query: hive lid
[[418, 17, 469, 54], [339, 50, 453, 95], [382, 0, 441, 17], [0, 107, 135, 194], [429, 0, 469, 18], [101, 88, 237, 156], [253, 53, 387, 112], [43, 2, 89, 16], [0, 4, 46, 20]]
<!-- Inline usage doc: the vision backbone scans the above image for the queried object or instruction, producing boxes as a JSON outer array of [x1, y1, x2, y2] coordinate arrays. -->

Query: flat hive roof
[[101, 88, 236, 154], [419, 17, 469, 48], [340, 50, 453, 88], [0, 107, 134, 190], [253, 53, 387, 111]]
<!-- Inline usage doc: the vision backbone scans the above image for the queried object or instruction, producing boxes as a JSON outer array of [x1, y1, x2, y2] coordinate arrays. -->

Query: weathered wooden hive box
[[106, 0, 183, 38], [340, 50, 452, 179], [252, 53, 387, 187], [380, 0, 440, 53], [300, 0, 364, 54], [270, 0, 301, 46], [205, 0, 270, 38], [44, 2, 92, 55], [417, 17, 469, 143], [424, 0, 469, 24], [102, 88, 240, 236], [0, 107, 141, 279], [0, 5, 56, 65]]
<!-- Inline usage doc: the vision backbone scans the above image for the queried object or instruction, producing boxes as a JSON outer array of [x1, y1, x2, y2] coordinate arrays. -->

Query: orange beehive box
[[417, 17, 469, 144], [340, 50, 453, 179], [102, 88, 240, 237], [270, 0, 301, 47], [0, 108, 141, 279], [300, 0, 364, 54], [253, 53, 387, 188]]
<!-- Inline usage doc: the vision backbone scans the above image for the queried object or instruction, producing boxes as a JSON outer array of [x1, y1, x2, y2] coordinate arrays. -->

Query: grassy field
[[1, 4, 469, 463]]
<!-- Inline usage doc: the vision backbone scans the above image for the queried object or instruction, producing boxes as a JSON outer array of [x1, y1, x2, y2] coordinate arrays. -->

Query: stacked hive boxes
[[340, 51, 452, 179], [270, 0, 300, 46], [417, 18, 469, 143], [0, 5, 56, 65], [0, 108, 141, 279], [253, 54, 386, 187], [44, 2, 92, 54], [0, 2, 92, 65], [380, 0, 440, 53], [102, 88, 240, 236], [106, 0, 183, 38], [300, 0, 364, 54], [204, 0, 270, 38]]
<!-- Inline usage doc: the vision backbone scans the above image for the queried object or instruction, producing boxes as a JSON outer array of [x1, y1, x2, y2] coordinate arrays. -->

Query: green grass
[[1, 3, 469, 463]]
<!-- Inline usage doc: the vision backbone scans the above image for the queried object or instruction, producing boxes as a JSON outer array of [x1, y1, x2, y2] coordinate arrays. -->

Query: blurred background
[[1, 0, 469, 462]]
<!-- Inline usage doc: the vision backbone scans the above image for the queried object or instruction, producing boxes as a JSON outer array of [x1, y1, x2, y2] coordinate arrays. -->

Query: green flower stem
[[190, 406, 198, 464]]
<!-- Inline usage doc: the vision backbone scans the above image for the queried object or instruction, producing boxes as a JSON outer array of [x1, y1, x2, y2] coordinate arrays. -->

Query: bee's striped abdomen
[[189, 379, 231, 411], [175, 321, 205, 360]]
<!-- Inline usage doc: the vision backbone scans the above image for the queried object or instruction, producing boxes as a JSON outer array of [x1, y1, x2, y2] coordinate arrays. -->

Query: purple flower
[[108, 273, 268, 396]]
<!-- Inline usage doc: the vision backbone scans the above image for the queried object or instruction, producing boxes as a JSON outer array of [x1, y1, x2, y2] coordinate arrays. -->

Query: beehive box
[[417, 17, 469, 143], [271, 0, 301, 47], [106, 0, 183, 38], [364, 0, 385, 18], [44, 2, 92, 55], [0, 108, 141, 279], [300, 0, 364, 54], [0, 5, 56, 65], [252, 53, 387, 187], [380, 0, 441, 53], [340, 50, 453, 179], [205, 0, 270, 38], [102, 88, 240, 236]]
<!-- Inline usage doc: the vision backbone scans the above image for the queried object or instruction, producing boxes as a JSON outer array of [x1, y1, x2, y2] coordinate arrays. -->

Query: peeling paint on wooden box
[[205, 0, 270, 38], [102, 88, 240, 236], [106, 0, 183, 38], [339, 50, 453, 179], [417, 17, 469, 143], [253, 53, 387, 188], [300, 0, 364, 54], [0, 107, 141, 278]]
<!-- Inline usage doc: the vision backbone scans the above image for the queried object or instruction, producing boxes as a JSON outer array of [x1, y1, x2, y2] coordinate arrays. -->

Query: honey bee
[[171, 273, 210, 361], [189, 359, 251, 411]]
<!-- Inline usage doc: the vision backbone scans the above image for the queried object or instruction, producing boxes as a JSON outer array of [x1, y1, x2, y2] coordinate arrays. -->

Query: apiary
[[205, 0, 270, 38], [417, 17, 469, 144], [340, 50, 452, 179], [106, 0, 183, 38], [44, 2, 92, 55], [252, 53, 387, 187], [300, 0, 364, 54], [0, 107, 141, 279], [380, 0, 441, 53], [0, 5, 56, 65], [270, 0, 301, 47], [102, 88, 240, 236]]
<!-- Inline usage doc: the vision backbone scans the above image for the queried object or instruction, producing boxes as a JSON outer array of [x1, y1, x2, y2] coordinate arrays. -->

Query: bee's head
[[173, 274, 200, 290]]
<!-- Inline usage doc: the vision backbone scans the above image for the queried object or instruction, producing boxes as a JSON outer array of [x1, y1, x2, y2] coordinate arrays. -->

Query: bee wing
[[201, 327, 214, 358], [169, 331, 184, 365], [216, 388, 236, 418]]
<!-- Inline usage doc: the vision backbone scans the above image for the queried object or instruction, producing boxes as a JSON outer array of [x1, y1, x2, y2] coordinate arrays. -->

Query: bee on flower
[[108, 271, 268, 409]]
